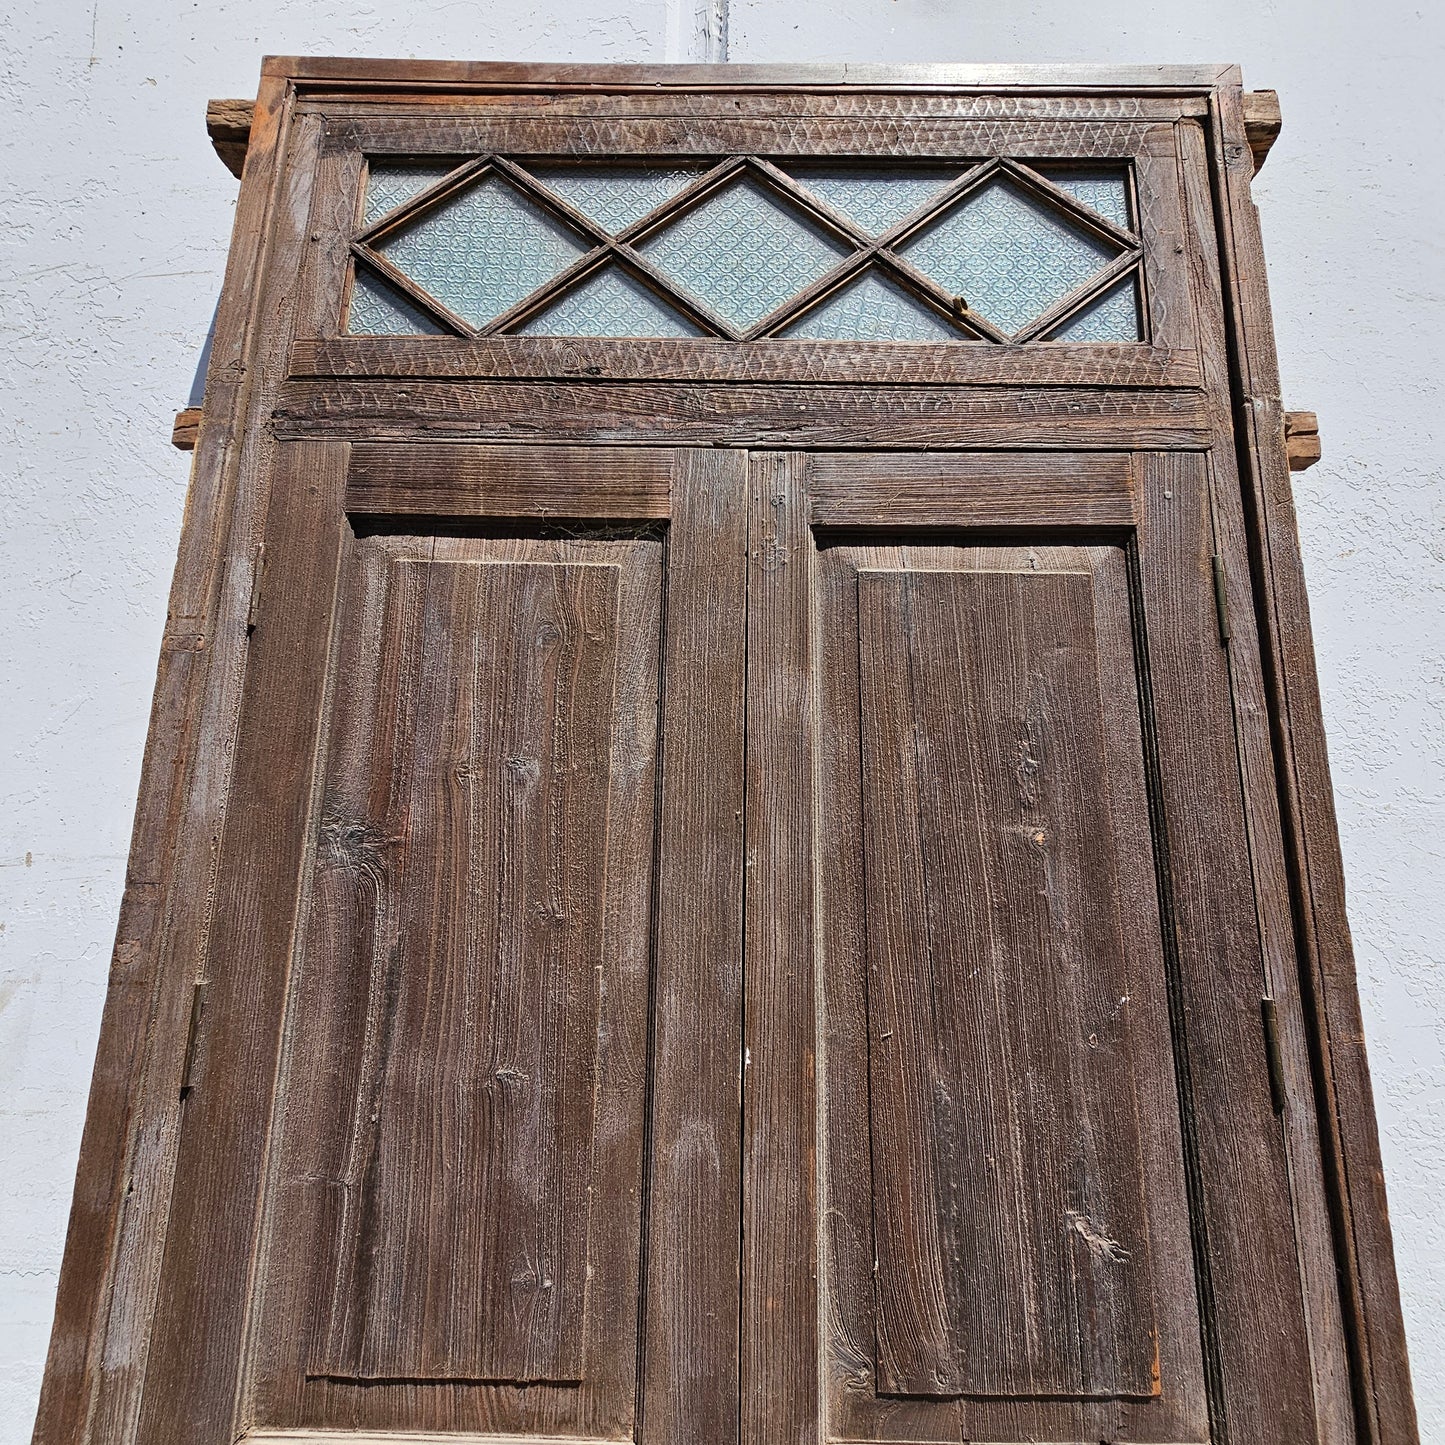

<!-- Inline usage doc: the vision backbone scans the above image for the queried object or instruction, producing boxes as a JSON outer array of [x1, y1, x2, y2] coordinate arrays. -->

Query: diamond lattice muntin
[[900, 177, 1121, 336], [348, 267, 447, 335], [349, 156, 1144, 342], [364, 160, 459, 225], [781, 270, 965, 342], [375, 171, 590, 327], [517, 266, 705, 338], [1032, 165, 1132, 232], [638, 177, 852, 332], [1046, 274, 1141, 341], [530, 165, 707, 233], [786, 168, 962, 236]]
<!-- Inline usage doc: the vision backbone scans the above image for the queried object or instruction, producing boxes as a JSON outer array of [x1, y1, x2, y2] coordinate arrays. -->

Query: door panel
[[253, 531, 661, 1430], [131, 444, 748, 1445], [740, 448, 1329, 1445], [855, 553, 1160, 1401]]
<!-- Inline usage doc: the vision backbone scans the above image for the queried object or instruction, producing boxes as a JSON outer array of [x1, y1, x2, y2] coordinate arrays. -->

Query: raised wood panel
[[315, 557, 619, 1383], [857, 562, 1157, 1400], [814, 533, 1208, 1444], [249, 527, 665, 1436]]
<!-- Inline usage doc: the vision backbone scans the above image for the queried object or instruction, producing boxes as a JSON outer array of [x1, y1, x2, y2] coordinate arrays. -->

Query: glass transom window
[[347, 156, 1143, 343]]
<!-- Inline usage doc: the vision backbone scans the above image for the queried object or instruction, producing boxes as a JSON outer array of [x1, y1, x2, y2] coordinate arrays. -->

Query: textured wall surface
[[1, 0, 1440, 1438]]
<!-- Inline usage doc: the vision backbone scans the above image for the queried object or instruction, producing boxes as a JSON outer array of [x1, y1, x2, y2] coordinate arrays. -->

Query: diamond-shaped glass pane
[[788, 168, 960, 236], [363, 160, 459, 226], [529, 165, 706, 233], [1046, 275, 1141, 342], [639, 177, 851, 331], [900, 178, 1119, 336], [375, 172, 591, 327], [348, 267, 447, 335], [1033, 165, 1132, 232], [780, 269, 964, 342], [515, 266, 705, 338]]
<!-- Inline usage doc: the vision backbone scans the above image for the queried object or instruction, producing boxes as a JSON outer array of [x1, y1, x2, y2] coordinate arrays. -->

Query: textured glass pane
[[1033, 165, 1132, 232], [377, 172, 591, 327], [528, 165, 706, 233], [900, 179, 1118, 335], [639, 177, 851, 331], [780, 269, 963, 341], [347, 268, 447, 335], [515, 266, 705, 337], [1047, 275, 1141, 341], [364, 160, 458, 226], [788, 167, 960, 236]]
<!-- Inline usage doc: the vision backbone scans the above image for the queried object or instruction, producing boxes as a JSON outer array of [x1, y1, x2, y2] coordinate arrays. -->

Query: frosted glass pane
[[900, 178, 1118, 335], [377, 172, 591, 327], [780, 270, 963, 341], [515, 267, 705, 337], [639, 177, 851, 331], [347, 268, 447, 335], [1033, 166, 1132, 231], [788, 168, 960, 235], [364, 160, 458, 225], [529, 165, 706, 232], [1047, 275, 1141, 341]]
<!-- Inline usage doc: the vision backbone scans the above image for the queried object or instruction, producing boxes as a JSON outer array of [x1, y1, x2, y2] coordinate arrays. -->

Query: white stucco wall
[[2, 1, 1440, 1438]]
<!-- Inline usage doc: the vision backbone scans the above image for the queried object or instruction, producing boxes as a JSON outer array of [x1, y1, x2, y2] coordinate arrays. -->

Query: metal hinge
[[246, 543, 266, 633], [180, 982, 206, 1097], [1260, 996, 1287, 1115], [1211, 553, 1231, 646]]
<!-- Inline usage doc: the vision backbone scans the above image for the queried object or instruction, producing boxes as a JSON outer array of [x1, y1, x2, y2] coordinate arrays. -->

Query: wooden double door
[[107, 439, 1339, 1445], [36, 61, 1417, 1445]]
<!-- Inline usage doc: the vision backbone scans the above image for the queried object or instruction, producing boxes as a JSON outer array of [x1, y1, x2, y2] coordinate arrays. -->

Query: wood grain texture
[[810, 450, 1135, 529], [31, 76, 312, 1445], [291, 337, 1199, 389], [857, 564, 1157, 1400], [250, 527, 662, 1438], [1209, 81, 1419, 1445], [315, 558, 619, 1383], [274, 380, 1212, 450], [813, 527, 1205, 1445], [640, 448, 748, 1445], [346, 443, 672, 519], [741, 454, 818, 1445]]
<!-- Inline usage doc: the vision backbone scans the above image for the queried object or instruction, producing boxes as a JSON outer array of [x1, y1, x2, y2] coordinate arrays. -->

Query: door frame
[[33, 61, 1416, 1445]]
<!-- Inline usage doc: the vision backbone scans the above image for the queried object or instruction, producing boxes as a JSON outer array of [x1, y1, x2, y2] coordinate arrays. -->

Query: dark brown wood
[[346, 441, 673, 517], [857, 558, 1157, 1400], [37, 60, 1416, 1445], [207, 98, 253, 178], [171, 406, 202, 450], [642, 448, 749, 1445], [274, 379, 1213, 449], [1211, 80, 1419, 1445], [742, 453, 819, 1445], [1287, 409, 1323, 470], [809, 450, 1136, 528]]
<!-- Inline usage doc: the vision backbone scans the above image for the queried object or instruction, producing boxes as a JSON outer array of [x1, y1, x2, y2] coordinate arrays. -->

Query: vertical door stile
[[642, 448, 750, 1445], [742, 453, 820, 1445]]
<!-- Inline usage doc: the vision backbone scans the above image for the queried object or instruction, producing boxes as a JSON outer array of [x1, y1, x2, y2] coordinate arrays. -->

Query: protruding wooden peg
[[207, 98, 254, 180], [172, 407, 203, 451], [1285, 411, 1322, 472], [1242, 90, 1282, 172]]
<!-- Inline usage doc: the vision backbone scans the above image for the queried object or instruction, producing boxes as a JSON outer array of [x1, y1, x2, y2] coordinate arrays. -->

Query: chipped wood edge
[[1211, 82, 1419, 1445]]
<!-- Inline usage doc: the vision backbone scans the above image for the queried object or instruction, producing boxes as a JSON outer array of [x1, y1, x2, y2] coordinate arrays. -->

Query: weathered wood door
[[36, 62, 1417, 1445]]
